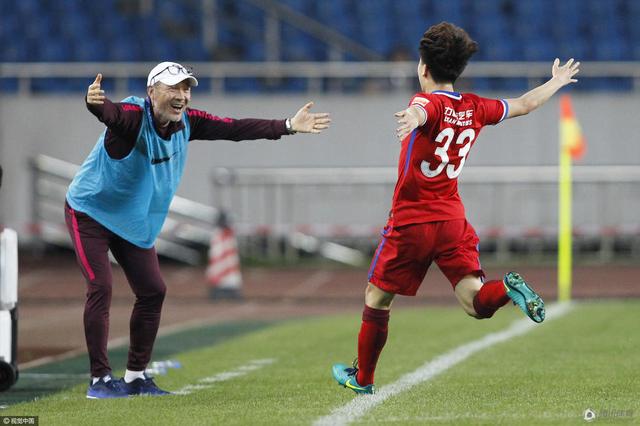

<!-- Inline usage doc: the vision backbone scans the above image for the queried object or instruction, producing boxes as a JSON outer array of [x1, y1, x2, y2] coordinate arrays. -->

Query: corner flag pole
[[557, 132, 572, 302], [558, 94, 585, 302]]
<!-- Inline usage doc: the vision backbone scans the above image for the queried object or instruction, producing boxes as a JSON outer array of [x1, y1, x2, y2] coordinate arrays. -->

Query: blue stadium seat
[[37, 38, 72, 62], [280, 23, 322, 61], [353, 0, 394, 56], [557, 40, 591, 62], [432, 0, 465, 26], [522, 38, 555, 61], [109, 38, 141, 62], [126, 78, 149, 96], [0, 0, 636, 94], [593, 38, 629, 61], [393, 4, 427, 50], [0, 79, 19, 93], [315, 1, 356, 40], [14, 0, 39, 16], [482, 38, 521, 61], [224, 78, 261, 93], [74, 38, 109, 62], [513, 0, 553, 40], [175, 38, 210, 62], [244, 43, 266, 62], [632, 42, 640, 60], [279, 0, 312, 14], [0, 38, 30, 62], [58, 14, 92, 44]]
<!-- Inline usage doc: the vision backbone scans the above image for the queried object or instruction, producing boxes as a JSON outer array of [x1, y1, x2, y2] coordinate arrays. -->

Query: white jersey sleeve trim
[[498, 99, 509, 123], [411, 103, 428, 126]]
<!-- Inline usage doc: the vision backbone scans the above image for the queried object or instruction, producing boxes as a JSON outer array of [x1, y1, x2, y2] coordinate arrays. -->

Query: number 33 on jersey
[[389, 91, 508, 228]]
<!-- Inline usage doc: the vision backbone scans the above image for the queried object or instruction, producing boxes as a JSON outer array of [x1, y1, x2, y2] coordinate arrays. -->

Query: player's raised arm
[[504, 59, 580, 119], [86, 73, 106, 105], [394, 106, 426, 141], [288, 102, 331, 134]]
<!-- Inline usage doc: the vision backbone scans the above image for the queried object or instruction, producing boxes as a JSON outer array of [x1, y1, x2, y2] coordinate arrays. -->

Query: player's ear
[[147, 86, 153, 98], [418, 61, 429, 79]]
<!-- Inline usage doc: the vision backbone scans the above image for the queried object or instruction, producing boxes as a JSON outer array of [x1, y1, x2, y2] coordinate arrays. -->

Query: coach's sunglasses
[[149, 65, 194, 86]]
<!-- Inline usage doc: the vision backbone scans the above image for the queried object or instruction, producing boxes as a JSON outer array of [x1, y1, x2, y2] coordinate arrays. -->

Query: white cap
[[147, 61, 199, 87]]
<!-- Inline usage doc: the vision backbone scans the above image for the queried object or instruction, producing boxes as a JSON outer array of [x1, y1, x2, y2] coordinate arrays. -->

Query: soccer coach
[[65, 62, 331, 398]]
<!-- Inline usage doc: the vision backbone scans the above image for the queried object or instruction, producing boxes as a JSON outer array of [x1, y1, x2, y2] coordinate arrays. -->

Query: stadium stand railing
[[212, 166, 640, 261], [30, 155, 220, 265], [2, 61, 640, 95]]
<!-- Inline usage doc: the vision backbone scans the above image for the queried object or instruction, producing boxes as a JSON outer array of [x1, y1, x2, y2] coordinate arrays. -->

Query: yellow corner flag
[[558, 94, 585, 302]]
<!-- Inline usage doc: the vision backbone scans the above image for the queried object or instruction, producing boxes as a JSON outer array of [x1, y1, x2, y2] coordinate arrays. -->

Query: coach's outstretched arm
[[505, 58, 580, 119], [288, 102, 331, 134]]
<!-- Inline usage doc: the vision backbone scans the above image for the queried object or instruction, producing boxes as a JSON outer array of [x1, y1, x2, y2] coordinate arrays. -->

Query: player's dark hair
[[418, 22, 478, 84]]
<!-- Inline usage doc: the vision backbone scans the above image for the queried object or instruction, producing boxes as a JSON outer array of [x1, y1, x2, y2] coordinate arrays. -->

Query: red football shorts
[[367, 219, 484, 296]]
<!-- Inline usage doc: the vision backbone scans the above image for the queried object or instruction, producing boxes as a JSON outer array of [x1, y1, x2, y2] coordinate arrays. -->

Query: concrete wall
[[1, 92, 639, 239]]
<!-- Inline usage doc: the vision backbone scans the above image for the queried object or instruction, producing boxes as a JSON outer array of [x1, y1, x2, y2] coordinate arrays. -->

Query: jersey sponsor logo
[[443, 106, 473, 126], [412, 97, 430, 107], [151, 151, 178, 165]]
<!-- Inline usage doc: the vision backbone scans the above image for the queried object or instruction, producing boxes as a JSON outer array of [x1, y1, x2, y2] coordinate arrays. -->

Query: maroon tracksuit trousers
[[65, 201, 166, 377]]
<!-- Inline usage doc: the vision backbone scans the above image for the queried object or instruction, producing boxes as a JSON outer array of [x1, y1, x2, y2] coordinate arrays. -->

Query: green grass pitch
[[2, 301, 638, 425]]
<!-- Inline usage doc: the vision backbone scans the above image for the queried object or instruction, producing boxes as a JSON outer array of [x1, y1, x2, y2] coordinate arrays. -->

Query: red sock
[[473, 279, 511, 318], [356, 305, 389, 386]]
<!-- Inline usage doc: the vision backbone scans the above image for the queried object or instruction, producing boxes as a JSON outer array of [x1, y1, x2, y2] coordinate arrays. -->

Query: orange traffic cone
[[207, 225, 243, 300]]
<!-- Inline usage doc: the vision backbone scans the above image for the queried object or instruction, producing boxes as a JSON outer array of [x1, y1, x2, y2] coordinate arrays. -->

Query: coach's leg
[[64, 204, 114, 378], [455, 274, 510, 319], [355, 283, 395, 386], [110, 240, 166, 375]]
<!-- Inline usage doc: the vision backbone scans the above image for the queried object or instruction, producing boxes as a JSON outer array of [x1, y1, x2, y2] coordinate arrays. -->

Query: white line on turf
[[173, 358, 277, 395], [314, 302, 574, 426], [19, 373, 89, 379]]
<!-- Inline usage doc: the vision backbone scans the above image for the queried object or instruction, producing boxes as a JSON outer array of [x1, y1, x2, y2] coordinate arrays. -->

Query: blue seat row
[[1, 0, 637, 93]]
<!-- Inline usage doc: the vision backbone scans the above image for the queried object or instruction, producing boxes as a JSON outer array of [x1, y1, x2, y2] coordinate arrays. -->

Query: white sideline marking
[[20, 373, 88, 379], [314, 303, 574, 426], [174, 358, 276, 395]]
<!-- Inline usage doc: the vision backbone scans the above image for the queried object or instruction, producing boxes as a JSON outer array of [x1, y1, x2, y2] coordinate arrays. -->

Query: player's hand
[[290, 102, 331, 134], [552, 58, 580, 87], [87, 73, 105, 105], [394, 107, 421, 141]]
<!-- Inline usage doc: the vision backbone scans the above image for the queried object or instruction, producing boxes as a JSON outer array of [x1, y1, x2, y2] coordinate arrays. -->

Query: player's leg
[[64, 202, 127, 398], [332, 283, 394, 395], [438, 220, 545, 322], [110, 239, 170, 396], [333, 223, 430, 394], [356, 283, 394, 384], [455, 274, 510, 319], [455, 273, 545, 322]]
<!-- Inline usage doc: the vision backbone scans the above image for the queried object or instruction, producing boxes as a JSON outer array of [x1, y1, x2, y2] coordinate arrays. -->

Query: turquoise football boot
[[504, 272, 545, 323], [332, 361, 375, 395]]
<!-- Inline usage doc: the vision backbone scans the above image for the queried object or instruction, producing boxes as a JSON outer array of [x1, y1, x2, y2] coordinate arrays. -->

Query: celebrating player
[[66, 62, 330, 398], [332, 22, 579, 394]]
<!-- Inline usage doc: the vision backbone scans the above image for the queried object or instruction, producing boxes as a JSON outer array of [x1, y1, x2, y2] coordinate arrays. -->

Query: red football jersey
[[389, 90, 508, 227]]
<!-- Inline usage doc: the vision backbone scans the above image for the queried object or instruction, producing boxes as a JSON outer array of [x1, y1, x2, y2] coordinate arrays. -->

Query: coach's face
[[147, 81, 192, 127]]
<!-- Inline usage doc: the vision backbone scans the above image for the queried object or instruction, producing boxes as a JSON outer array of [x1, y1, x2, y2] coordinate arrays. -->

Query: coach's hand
[[87, 74, 105, 105], [290, 102, 331, 134]]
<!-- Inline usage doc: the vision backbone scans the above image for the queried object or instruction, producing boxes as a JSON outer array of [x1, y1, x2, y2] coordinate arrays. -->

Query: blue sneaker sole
[[504, 272, 545, 323]]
